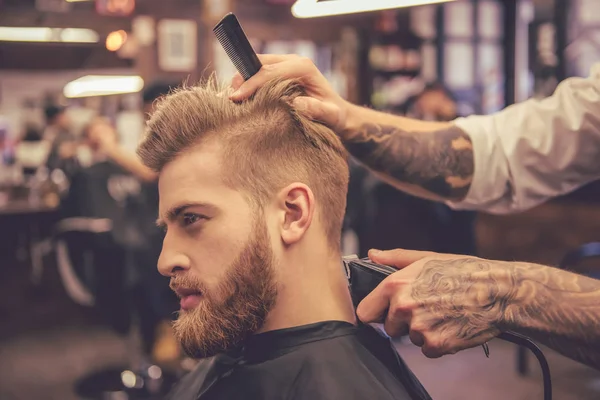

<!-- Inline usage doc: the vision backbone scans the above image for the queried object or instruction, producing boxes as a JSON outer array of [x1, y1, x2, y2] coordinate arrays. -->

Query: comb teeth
[[213, 13, 262, 81], [214, 29, 256, 80]]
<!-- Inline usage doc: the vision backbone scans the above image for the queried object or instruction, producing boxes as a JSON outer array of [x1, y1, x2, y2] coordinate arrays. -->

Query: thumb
[[293, 96, 342, 130], [368, 248, 436, 269]]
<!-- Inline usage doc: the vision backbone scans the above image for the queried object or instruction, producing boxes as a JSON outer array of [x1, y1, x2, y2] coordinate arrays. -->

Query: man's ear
[[276, 183, 315, 245]]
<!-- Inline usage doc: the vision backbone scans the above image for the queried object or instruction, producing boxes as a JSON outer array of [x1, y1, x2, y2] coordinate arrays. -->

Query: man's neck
[[258, 250, 356, 333]]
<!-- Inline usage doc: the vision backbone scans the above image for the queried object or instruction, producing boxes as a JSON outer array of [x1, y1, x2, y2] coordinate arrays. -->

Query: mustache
[[169, 275, 207, 294]]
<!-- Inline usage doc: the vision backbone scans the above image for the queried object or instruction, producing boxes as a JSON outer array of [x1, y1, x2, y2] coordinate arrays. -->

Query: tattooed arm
[[359, 248, 600, 370], [340, 108, 474, 201], [501, 262, 600, 369], [232, 54, 600, 212], [88, 118, 157, 182], [230, 55, 474, 202]]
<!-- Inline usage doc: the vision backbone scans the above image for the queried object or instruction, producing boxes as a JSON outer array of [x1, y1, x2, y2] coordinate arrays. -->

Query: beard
[[169, 216, 278, 359]]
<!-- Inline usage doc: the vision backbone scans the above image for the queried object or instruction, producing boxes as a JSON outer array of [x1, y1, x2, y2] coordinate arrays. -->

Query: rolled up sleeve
[[446, 64, 600, 214]]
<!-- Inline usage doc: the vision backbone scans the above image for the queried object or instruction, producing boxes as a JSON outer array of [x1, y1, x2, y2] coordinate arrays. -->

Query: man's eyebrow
[[156, 202, 217, 228]]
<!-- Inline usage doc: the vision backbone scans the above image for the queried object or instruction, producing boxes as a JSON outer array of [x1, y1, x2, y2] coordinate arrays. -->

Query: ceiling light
[[292, 0, 457, 18], [60, 28, 99, 43], [0, 27, 99, 43], [106, 30, 128, 51], [64, 75, 145, 98]]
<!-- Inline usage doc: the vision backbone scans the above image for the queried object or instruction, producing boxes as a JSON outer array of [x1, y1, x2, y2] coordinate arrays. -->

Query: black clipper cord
[[343, 256, 552, 400]]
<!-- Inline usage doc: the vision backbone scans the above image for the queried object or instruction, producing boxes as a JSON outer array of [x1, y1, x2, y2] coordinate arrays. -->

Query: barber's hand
[[88, 118, 117, 151], [357, 248, 510, 358], [229, 54, 350, 131], [58, 142, 78, 159]]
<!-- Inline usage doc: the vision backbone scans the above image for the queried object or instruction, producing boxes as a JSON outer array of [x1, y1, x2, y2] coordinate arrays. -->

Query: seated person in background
[[137, 77, 431, 400], [15, 124, 49, 176], [85, 117, 157, 182], [44, 104, 79, 177], [83, 116, 181, 364], [22, 124, 43, 142], [61, 119, 148, 335], [404, 82, 458, 122], [404, 83, 477, 256]]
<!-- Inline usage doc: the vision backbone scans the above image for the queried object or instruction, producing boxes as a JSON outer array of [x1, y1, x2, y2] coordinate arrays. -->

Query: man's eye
[[182, 213, 203, 226]]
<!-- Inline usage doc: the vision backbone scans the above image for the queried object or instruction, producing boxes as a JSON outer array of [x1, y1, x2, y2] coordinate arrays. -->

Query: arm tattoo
[[410, 258, 600, 369], [410, 258, 506, 342], [341, 123, 474, 199], [502, 263, 600, 370]]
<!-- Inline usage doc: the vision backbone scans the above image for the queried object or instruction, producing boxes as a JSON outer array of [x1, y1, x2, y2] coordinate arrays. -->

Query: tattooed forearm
[[411, 257, 600, 369], [341, 123, 474, 199], [410, 258, 508, 342], [501, 263, 600, 369]]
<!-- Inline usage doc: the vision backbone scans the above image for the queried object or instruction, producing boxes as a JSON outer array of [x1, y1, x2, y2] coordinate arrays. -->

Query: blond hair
[[137, 77, 349, 250]]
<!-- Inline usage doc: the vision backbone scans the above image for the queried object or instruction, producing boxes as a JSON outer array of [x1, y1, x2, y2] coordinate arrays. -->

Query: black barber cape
[[167, 321, 431, 400]]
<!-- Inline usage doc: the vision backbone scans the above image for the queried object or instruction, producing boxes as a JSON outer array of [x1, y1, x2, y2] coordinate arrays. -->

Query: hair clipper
[[341, 254, 552, 400], [342, 255, 396, 308]]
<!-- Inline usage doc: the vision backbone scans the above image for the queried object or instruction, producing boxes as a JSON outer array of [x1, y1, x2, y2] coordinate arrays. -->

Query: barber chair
[[516, 242, 600, 376], [32, 161, 179, 399]]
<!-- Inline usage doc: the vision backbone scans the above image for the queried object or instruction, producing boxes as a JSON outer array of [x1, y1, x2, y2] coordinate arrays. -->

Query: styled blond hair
[[137, 77, 349, 250]]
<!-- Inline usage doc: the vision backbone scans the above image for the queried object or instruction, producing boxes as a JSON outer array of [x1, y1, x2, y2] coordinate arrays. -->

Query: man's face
[[86, 119, 117, 152], [55, 111, 71, 130], [157, 140, 278, 358], [416, 90, 457, 122]]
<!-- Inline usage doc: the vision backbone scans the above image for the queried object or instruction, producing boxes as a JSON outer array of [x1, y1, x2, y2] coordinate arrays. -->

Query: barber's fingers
[[383, 295, 413, 337], [230, 55, 298, 90], [356, 270, 412, 325], [384, 317, 409, 338], [368, 248, 437, 269], [408, 329, 425, 347], [421, 342, 445, 359], [356, 276, 392, 324], [231, 73, 245, 91], [257, 54, 298, 64], [293, 97, 342, 130], [420, 333, 463, 359], [229, 76, 343, 129], [230, 57, 319, 101]]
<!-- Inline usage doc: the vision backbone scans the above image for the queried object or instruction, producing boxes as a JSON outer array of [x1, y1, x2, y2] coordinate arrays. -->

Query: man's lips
[[172, 287, 203, 311], [173, 287, 202, 298]]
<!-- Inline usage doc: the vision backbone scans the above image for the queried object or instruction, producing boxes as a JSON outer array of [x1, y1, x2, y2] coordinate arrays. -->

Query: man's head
[[83, 117, 118, 152], [44, 104, 70, 129], [412, 82, 458, 122], [137, 77, 349, 358]]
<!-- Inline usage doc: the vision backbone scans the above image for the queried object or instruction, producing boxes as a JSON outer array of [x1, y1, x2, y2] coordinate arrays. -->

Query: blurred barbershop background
[[0, 0, 599, 399]]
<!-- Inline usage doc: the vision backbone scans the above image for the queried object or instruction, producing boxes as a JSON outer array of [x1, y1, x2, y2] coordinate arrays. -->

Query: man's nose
[[157, 235, 191, 277]]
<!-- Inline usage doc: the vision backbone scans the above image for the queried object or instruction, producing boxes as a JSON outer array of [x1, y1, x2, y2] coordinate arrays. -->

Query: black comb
[[213, 13, 262, 81]]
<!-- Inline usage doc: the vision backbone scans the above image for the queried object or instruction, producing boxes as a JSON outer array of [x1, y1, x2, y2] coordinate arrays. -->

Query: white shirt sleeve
[[446, 64, 600, 214]]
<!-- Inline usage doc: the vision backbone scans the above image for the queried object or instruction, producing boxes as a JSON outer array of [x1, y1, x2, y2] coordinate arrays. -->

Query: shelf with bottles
[[368, 41, 422, 77], [363, 10, 426, 112]]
